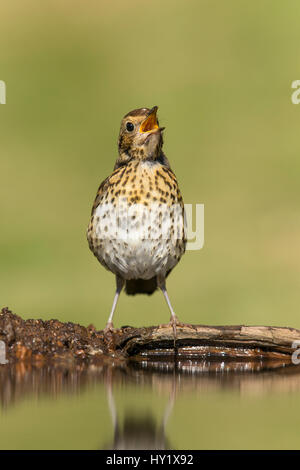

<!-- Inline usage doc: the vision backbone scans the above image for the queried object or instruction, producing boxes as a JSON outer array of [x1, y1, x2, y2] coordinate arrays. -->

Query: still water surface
[[0, 359, 299, 449]]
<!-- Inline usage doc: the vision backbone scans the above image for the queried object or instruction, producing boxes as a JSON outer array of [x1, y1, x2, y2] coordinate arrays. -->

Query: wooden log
[[1, 307, 300, 364], [119, 324, 300, 361]]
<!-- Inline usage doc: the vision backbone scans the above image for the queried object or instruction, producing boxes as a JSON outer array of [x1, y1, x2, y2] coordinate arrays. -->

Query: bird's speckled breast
[[87, 160, 186, 280]]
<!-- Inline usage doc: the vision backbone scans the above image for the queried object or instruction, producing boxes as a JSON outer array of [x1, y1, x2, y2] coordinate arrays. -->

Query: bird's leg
[[157, 276, 180, 346], [157, 276, 197, 342], [162, 371, 176, 433], [104, 275, 124, 333], [105, 368, 118, 433]]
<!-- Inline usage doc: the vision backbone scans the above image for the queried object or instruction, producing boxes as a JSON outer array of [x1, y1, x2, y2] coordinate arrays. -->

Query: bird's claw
[[103, 322, 115, 336], [158, 316, 198, 352], [158, 316, 197, 332]]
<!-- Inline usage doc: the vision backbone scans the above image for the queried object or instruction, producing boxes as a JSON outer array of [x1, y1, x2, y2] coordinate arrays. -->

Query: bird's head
[[117, 106, 164, 166]]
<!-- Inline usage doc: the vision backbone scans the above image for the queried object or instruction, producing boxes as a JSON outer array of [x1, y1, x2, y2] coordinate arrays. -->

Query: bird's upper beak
[[139, 106, 160, 133]]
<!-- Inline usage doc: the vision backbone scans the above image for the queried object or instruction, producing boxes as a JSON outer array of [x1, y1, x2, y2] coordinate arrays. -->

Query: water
[[0, 359, 300, 449]]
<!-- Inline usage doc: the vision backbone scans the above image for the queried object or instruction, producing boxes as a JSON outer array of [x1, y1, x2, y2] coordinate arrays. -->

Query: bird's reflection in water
[[1, 358, 300, 449], [103, 367, 175, 449]]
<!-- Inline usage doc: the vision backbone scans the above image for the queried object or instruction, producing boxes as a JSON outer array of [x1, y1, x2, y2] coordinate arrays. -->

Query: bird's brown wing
[[87, 166, 127, 253], [90, 176, 110, 215], [90, 165, 127, 215]]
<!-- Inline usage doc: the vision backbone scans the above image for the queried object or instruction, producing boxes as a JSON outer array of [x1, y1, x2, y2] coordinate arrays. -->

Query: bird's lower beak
[[139, 106, 159, 133]]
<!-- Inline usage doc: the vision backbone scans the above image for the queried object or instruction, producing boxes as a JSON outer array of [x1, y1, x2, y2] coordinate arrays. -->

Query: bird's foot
[[103, 322, 115, 335], [102, 322, 119, 354], [172, 318, 198, 333], [159, 316, 197, 332], [158, 316, 198, 351]]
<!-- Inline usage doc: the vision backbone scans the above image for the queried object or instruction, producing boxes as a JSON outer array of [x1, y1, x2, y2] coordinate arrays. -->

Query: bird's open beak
[[139, 106, 159, 133]]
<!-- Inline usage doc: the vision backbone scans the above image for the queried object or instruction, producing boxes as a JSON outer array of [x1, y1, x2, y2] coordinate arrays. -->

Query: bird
[[87, 106, 187, 338]]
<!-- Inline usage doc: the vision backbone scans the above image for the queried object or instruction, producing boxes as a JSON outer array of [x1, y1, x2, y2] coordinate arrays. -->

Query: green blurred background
[[1, 0, 300, 329]]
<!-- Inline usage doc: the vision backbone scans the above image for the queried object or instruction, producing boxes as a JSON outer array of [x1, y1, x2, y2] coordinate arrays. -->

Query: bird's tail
[[125, 277, 157, 295]]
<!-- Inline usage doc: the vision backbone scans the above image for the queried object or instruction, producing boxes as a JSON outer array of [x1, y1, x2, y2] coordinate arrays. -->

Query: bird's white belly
[[91, 200, 184, 280]]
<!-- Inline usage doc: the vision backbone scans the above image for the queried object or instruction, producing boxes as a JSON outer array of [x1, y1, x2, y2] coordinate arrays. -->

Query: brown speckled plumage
[[87, 106, 187, 335]]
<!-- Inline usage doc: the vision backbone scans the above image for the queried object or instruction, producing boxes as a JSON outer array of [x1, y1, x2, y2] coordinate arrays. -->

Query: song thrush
[[87, 106, 187, 338]]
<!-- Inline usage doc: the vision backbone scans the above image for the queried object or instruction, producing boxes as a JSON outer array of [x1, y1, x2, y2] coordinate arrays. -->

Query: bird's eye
[[126, 122, 134, 132]]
